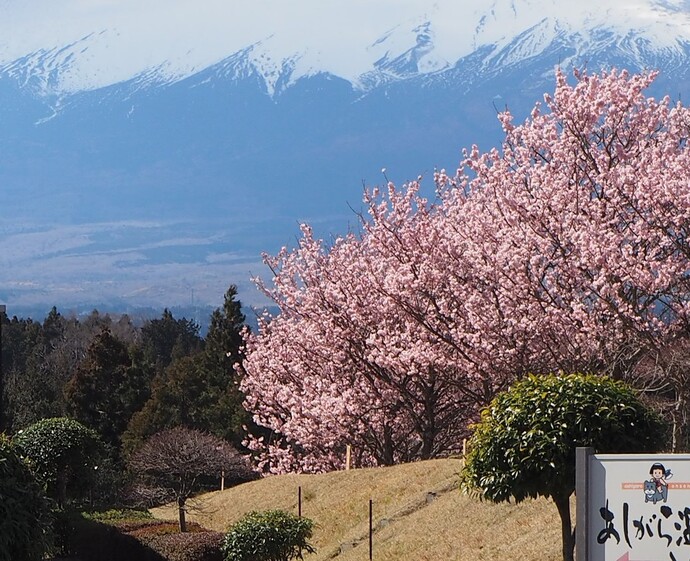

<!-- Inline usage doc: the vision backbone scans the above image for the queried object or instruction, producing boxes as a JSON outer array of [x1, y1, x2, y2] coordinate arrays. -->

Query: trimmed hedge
[[145, 531, 225, 561], [60, 514, 164, 561]]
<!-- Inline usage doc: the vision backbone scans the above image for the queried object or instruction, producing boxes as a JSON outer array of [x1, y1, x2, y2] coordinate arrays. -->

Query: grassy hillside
[[151, 458, 566, 561]]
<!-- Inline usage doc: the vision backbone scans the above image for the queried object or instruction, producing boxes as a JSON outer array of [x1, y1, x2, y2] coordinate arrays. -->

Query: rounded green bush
[[462, 373, 668, 561], [14, 417, 104, 506], [222, 510, 316, 561], [0, 434, 52, 561], [462, 373, 667, 503]]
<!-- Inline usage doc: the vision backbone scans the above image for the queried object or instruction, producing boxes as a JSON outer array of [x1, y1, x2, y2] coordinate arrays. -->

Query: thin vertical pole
[[298, 486, 302, 517], [369, 498, 373, 560], [575, 447, 594, 561], [0, 305, 5, 433], [346, 444, 351, 470]]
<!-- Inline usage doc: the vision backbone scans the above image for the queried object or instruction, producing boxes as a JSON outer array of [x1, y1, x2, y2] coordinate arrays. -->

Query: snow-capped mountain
[[1, 0, 690, 317], [3, 1, 690, 96]]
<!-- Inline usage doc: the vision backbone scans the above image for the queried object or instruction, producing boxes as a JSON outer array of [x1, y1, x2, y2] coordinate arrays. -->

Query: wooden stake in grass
[[369, 498, 373, 560], [346, 445, 351, 470]]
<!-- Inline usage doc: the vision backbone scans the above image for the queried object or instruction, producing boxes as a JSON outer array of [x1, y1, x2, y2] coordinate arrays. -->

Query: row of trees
[[1, 285, 253, 462], [240, 68, 690, 472], [0, 282, 263, 558]]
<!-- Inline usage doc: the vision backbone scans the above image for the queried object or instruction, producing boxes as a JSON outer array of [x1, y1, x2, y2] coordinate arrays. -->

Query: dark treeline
[[0, 284, 257, 461]]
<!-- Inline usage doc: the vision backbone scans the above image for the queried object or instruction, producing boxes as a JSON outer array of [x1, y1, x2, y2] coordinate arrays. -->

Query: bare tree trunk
[[676, 394, 688, 452], [553, 492, 575, 561], [381, 425, 395, 465], [57, 469, 67, 509], [178, 497, 187, 533]]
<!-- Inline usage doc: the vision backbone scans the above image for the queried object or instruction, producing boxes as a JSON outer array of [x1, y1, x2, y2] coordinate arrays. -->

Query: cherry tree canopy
[[240, 68, 690, 473]]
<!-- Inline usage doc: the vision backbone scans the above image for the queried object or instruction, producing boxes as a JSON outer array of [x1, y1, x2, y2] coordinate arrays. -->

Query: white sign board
[[584, 453, 690, 561]]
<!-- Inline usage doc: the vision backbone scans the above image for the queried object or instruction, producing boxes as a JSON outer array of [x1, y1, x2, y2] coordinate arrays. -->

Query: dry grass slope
[[151, 458, 566, 561]]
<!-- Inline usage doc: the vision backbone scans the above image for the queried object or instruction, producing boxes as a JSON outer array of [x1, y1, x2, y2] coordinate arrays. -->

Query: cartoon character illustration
[[644, 479, 666, 504], [644, 462, 672, 504]]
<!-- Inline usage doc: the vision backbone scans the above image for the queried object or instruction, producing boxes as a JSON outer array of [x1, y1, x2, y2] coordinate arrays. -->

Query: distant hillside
[[151, 458, 565, 561]]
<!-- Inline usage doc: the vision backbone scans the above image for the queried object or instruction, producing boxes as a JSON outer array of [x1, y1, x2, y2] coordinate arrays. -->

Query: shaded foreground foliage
[[0, 435, 52, 561], [0, 286, 257, 558], [58, 509, 223, 561]]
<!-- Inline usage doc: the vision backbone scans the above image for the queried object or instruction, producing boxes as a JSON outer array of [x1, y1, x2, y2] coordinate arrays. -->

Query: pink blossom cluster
[[240, 68, 690, 473]]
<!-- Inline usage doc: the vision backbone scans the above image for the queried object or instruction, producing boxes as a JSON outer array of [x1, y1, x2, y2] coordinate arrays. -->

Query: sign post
[[576, 447, 690, 561]]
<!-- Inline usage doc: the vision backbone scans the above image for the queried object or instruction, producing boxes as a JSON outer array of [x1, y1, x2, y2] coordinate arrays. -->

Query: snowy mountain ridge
[[3, 0, 690, 98]]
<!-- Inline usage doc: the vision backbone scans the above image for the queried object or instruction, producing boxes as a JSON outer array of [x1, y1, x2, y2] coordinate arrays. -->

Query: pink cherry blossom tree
[[450, 68, 690, 375], [241, 68, 690, 473]]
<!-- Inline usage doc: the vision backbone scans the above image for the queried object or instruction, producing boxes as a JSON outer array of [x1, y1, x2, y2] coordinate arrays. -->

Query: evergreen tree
[[64, 328, 153, 449], [140, 309, 203, 371], [123, 286, 251, 453]]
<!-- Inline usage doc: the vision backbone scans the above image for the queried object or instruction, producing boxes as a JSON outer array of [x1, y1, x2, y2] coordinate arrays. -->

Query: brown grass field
[[151, 458, 568, 561]]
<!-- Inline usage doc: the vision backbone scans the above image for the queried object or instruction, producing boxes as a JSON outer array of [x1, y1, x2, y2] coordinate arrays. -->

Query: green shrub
[[222, 510, 316, 561], [462, 372, 668, 561], [0, 434, 53, 561], [14, 417, 105, 507]]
